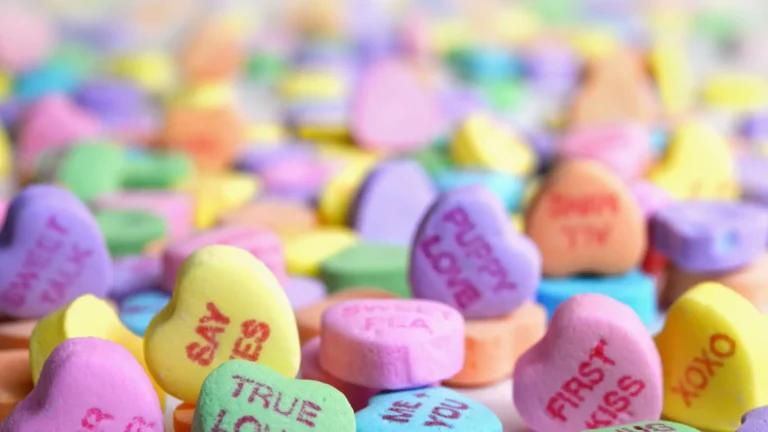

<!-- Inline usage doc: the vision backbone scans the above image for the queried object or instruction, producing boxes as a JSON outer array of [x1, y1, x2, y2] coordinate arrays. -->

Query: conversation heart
[[119, 290, 171, 337], [0, 185, 111, 318], [585, 420, 701, 431], [192, 359, 355, 432], [163, 225, 285, 291], [655, 282, 768, 431], [525, 160, 646, 277], [1, 337, 162, 431], [739, 406, 768, 432], [351, 58, 443, 152], [350, 160, 436, 245], [514, 294, 663, 432], [355, 386, 502, 431], [651, 201, 768, 273], [219, 199, 318, 238], [93, 191, 194, 240], [300, 337, 380, 412], [321, 242, 410, 298], [286, 227, 357, 276], [95, 210, 167, 258], [320, 299, 464, 389], [559, 123, 652, 181], [28, 294, 165, 406], [410, 185, 541, 318], [285, 276, 328, 310], [144, 245, 300, 403], [174, 403, 195, 432]]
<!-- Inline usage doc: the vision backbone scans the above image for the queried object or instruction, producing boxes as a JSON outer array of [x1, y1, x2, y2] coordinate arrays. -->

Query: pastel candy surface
[[450, 114, 536, 177], [192, 359, 355, 432], [144, 245, 300, 403], [410, 185, 541, 318], [585, 420, 701, 431], [0, 185, 111, 318], [2, 337, 163, 432], [514, 293, 663, 432], [559, 123, 652, 181], [285, 277, 328, 310], [301, 337, 380, 412], [110, 255, 162, 300], [651, 201, 768, 273], [95, 210, 167, 257], [119, 290, 171, 337], [350, 160, 436, 245], [525, 160, 646, 277], [739, 406, 768, 432], [655, 283, 768, 431], [28, 294, 165, 405], [0, 6, 54, 73], [355, 386, 502, 431], [320, 299, 464, 389], [93, 191, 194, 240], [352, 58, 443, 152], [537, 270, 658, 327], [0, 349, 33, 421], [321, 242, 410, 298], [433, 170, 527, 212], [162, 225, 286, 291]]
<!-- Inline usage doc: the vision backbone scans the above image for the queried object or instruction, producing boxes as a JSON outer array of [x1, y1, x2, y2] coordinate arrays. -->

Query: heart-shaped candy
[[144, 245, 300, 403], [192, 359, 355, 432], [28, 294, 165, 406], [514, 293, 663, 431], [320, 299, 464, 389], [350, 160, 436, 245], [93, 191, 194, 240], [410, 185, 541, 318], [585, 420, 701, 431], [525, 160, 646, 277], [655, 282, 768, 431], [0, 185, 112, 318], [559, 123, 652, 181], [355, 386, 502, 431], [651, 201, 768, 273], [351, 58, 444, 152], [739, 406, 768, 432], [2, 337, 162, 432]]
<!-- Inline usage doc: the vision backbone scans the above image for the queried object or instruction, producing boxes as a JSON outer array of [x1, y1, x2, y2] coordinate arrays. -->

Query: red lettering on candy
[[548, 193, 619, 219], [186, 303, 272, 366], [379, 391, 470, 428], [561, 224, 611, 249], [227, 376, 322, 429], [669, 333, 736, 407], [77, 408, 155, 432], [230, 319, 271, 361]]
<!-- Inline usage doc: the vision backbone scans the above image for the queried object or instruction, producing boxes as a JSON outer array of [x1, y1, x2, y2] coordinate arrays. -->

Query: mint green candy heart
[[409, 147, 453, 177], [56, 141, 125, 201], [95, 210, 167, 257], [584, 421, 701, 431], [193, 360, 355, 432], [122, 149, 192, 189], [320, 242, 411, 297]]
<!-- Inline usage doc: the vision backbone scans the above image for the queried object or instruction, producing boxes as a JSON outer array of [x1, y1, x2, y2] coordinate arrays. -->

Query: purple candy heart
[[739, 406, 768, 432], [109, 255, 161, 301], [651, 200, 768, 273], [0, 185, 111, 318], [738, 155, 768, 206], [350, 160, 436, 245], [284, 276, 328, 310], [409, 185, 541, 318]]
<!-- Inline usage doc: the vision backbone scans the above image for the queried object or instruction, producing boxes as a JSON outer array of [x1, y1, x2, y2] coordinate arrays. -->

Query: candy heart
[[1, 337, 162, 432], [514, 293, 663, 431], [351, 58, 443, 152], [655, 282, 768, 431], [350, 160, 436, 245], [559, 123, 652, 181], [355, 386, 502, 431], [585, 420, 701, 431], [321, 242, 410, 298], [525, 160, 646, 277], [651, 201, 768, 273], [144, 245, 300, 403], [93, 191, 194, 240], [409, 185, 541, 318], [192, 359, 355, 432], [320, 299, 464, 389], [95, 210, 167, 257], [162, 225, 286, 291], [0, 185, 111, 318], [28, 294, 165, 406], [0, 5, 54, 73], [285, 277, 328, 310], [739, 406, 768, 432], [119, 290, 171, 337]]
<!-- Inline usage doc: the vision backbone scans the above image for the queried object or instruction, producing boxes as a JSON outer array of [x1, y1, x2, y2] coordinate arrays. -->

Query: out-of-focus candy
[[182, 22, 244, 83], [285, 227, 356, 276], [321, 242, 409, 297], [703, 73, 768, 112], [95, 210, 167, 257], [219, 199, 318, 238], [119, 290, 171, 337], [109, 50, 176, 94], [0, 5, 54, 73], [176, 172, 258, 229], [451, 114, 536, 177], [559, 123, 652, 181]]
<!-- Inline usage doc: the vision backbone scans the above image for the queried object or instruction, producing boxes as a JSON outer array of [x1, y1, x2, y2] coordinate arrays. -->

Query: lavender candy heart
[[738, 155, 768, 206], [0, 185, 112, 318], [109, 255, 161, 301], [651, 200, 768, 273], [285, 276, 327, 310], [739, 406, 768, 431], [409, 185, 541, 319], [739, 111, 768, 142], [234, 144, 313, 174]]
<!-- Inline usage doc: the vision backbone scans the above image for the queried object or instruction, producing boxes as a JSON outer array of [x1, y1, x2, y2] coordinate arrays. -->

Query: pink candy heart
[[559, 123, 652, 181], [1, 337, 162, 432], [351, 58, 444, 152], [514, 294, 663, 432], [0, 6, 54, 73]]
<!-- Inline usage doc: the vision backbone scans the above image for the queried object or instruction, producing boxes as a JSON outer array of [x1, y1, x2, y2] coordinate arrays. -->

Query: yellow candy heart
[[649, 42, 695, 115], [655, 282, 768, 431], [450, 114, 536, 177], [0, 125, 11, 178], [246, 123, 287, 145], [176, 172, 259, 229], [29, 294, 166, 408], [285, 227, 356, 276], [109, 51, 175, 94], [144, 245, 299, 403], [169, 82, 235, 108], [280, 71, 346, 101], [649, 121, 738, 200], [319, 160, 375, 225], [704, 73, 768, 112]]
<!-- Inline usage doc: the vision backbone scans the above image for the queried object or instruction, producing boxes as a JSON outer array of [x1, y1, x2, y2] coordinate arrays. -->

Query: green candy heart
[[319, 242, 410, 298], [56, 141, 125, 202], [193, 360, 355, 432], [246, 53, 286, 83], [122, 149, 193, 189], [95, 210, 167, 257], [409, 146, 453, 177], [584, 420, 701, 431]]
